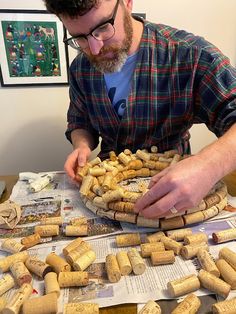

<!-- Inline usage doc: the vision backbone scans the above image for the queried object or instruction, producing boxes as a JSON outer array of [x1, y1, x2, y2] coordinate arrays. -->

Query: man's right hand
[[64, 145, 91, 181]]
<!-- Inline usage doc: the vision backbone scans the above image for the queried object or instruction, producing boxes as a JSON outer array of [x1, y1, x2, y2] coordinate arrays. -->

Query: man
[[44, 0, 236, 219]]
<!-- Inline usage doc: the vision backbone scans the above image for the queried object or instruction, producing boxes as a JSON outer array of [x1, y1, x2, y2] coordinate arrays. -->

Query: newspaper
[[1, 172, 236, 311], [1, 235, 236, 312]]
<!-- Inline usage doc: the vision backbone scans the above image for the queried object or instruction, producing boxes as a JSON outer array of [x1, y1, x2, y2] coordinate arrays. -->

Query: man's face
[[61, 0, 133, 73]]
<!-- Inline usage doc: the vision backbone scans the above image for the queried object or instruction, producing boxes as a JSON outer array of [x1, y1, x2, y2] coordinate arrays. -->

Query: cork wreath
[[77, 147, 227, 230]]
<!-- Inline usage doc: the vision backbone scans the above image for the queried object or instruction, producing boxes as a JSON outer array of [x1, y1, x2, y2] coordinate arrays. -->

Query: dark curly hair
[[43, 0, 101, 17]]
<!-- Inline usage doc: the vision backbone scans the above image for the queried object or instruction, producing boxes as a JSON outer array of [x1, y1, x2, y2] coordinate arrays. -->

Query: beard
[[85, 9, 133, 73]]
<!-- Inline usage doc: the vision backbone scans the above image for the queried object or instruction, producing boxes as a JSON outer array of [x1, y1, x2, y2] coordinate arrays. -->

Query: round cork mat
[[78, 149, 227, 230]]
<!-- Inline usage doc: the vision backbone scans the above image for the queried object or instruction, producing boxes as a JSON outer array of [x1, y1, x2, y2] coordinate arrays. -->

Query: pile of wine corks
[[126, 227, 236, 314], [0, 236, 98, 314], [77, 148, 228, 229]]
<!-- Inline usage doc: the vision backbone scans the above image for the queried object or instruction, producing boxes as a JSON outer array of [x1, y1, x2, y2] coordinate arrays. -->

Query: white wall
[[0, 0, 236, 175]]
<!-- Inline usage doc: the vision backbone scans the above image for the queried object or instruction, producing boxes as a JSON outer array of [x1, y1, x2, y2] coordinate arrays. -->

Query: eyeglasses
[[63, 0, 120, 49]]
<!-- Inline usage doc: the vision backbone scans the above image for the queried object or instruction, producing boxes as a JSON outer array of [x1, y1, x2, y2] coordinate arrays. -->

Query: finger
[[148, 171, 165, 189], [64, 153, 78, 180], [78, 148, 90, 167], [134, 178, 170, 213]]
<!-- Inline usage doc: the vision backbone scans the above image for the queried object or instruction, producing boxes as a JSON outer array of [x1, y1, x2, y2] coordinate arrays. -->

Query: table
[[1, 171, 236, 313]]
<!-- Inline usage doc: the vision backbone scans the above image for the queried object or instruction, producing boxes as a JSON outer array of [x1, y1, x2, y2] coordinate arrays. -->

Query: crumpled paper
[[0, 200, 21, 229]]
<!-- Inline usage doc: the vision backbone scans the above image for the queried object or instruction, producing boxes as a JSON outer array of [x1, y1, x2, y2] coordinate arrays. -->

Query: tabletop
[[1, 171, 236, 313]]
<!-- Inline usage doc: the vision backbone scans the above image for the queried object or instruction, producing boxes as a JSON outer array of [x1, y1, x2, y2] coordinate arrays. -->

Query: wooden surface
[[0, 171, 236, 313]]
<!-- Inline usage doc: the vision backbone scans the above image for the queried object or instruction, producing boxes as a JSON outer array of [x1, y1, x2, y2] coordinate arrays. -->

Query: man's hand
[[134, 155, 217, 218], [64, 145, 91, 181]]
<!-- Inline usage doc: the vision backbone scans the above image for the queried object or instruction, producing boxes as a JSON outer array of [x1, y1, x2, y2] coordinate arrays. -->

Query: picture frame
[[0, 9, 69, 87]]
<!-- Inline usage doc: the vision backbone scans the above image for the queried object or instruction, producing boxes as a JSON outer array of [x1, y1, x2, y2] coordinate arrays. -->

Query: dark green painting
[[2, 20, 61, 78]]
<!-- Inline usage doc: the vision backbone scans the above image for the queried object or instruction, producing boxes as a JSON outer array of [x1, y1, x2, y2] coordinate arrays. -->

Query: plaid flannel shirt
[[66, 20, 236, 159]]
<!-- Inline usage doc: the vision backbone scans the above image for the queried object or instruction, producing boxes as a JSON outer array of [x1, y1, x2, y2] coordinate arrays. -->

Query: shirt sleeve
[[193, 46, 236, 136], [65, 59, 100, 148]]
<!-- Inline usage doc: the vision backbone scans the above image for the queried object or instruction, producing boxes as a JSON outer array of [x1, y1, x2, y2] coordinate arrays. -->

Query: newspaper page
[[1, 172, 236, 311]]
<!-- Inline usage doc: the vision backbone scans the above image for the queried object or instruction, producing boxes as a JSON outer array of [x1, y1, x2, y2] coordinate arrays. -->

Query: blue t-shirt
[[104, 52, 138, 118]]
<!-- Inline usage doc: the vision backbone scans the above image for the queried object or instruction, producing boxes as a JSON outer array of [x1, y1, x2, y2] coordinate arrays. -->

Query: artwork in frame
[[0, 9, 69, 87]]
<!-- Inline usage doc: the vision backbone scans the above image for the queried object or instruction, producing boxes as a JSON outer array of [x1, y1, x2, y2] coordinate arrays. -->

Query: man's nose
[[87, 36, 104, 55]]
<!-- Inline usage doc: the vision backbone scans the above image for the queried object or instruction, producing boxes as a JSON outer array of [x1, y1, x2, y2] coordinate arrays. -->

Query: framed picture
[[0, 9, 69, 87]]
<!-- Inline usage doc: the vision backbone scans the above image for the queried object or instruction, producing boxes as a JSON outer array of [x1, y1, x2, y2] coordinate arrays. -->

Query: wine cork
[[114, 211, 137, 224], [140, 242, 165, 258], [198, 269, 231, 298], [73, 250, 96, 271], [2, 283, 33, 314], [66, 241, 91, 265], [151, 250, 175, 266], [170, 154, 181, 165], [1, 238, 25, 254], [0, 251, 29, 273], [216, 197, 227, 212], [171, 293, 201, 314], [180, 243, 209, 259], [40, 216, 63, 225], [58, 271, 89, 287], [102, 172, 113, 191], [10, 261, 32, 286], [46, 252, 71, 274], [116, 251, 132, 276], [216, 259, 236, 289], [92, 184, 104, 196], [136, 216, 159, 228], [136, 149, 151, 161], [109, 201, 134, 213], [127, 248, 146, 275], [146, 231, 165, 243], [118, 152, 131, 165], [0, 274, 15, 296], [106, 254, 121, 283], [151, 146, 158, 153], [164, 149, 177, 158], [102, 188, 124, 203], [135, 168, 150, 177], [21, 233, 41, 249], [89, 157, 101, 166], [166, 228, 192, 242], [123, 191, 142, 203], [197, 248, 220, 277], [25, 257, 52, 278], [88, 167, 106, 177], [22, 292, 58, 314], [154, 161, 169, 170], [80, 174, 94, 196], [116, 233, 141, 247], [143, 160, 156, 170], [93, 196, 108, 210], [44, 272, 60, 297], [128, 159, 143, 170], [109, 151, 117, 161], [212, 228, 236, 244], [160, 216, 184, 230], [204, 193, 221, 208], [219, 247, 236, 270], [138, 300, 161, 314], [70, 217, 87, 226], [183, 211, 204, 225], [212, 298, 236, 313], [65, 225, 88, 237], [0, 297, 7, 312], [29, 175, 52, 192], [76, 163, 91, 180], [63, 237, 84, 256], [160, 236, 183, 255], [63, 303, 99, 314], [202, 206, 219, 220], [184, 232, 208, 245], [34, 225, 59, 237], [167, 274, 200, 297]]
